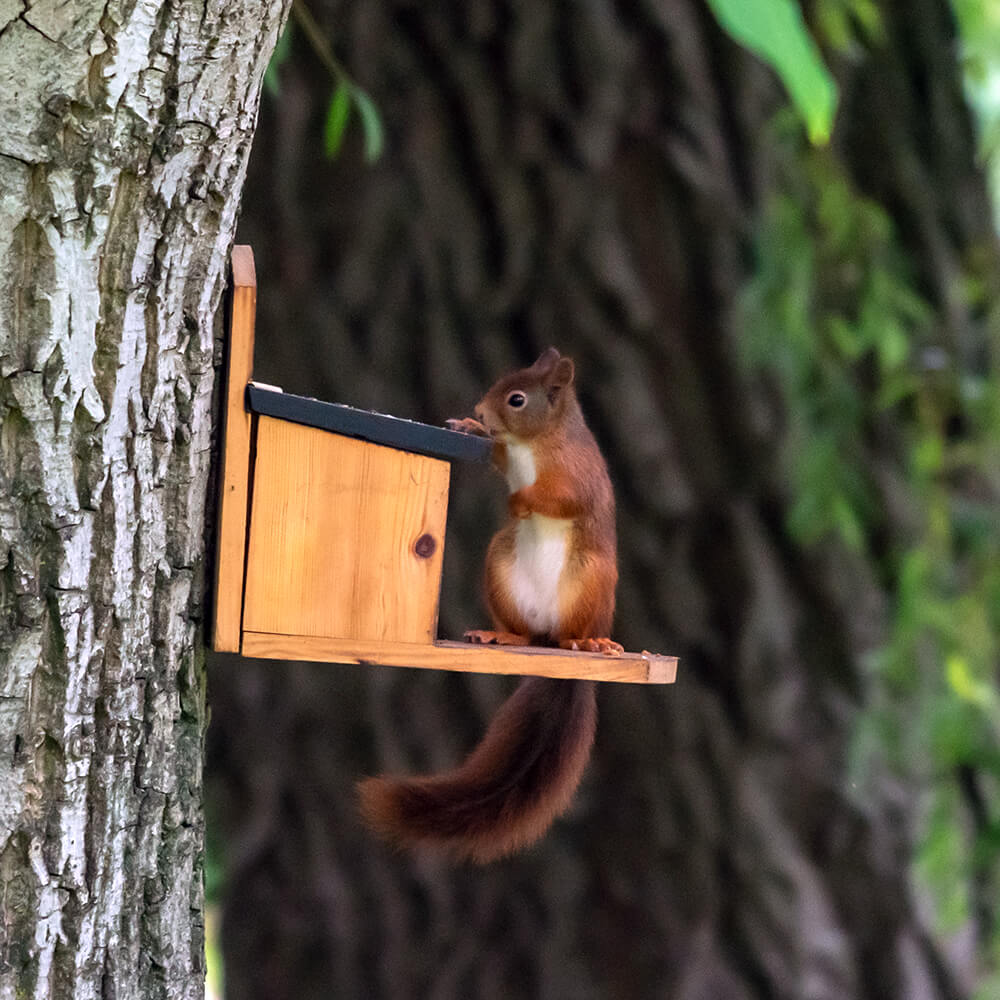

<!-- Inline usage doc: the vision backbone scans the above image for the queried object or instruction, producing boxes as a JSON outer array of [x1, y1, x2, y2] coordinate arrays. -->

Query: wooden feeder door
[[242, 416, 450, 644]]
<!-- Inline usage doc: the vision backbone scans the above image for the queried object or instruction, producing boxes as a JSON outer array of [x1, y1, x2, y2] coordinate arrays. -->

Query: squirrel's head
[[475, 347, 576, 440]]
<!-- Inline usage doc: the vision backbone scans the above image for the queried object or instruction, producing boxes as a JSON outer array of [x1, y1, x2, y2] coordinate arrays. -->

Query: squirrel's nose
[[474, 407, 485, 423]]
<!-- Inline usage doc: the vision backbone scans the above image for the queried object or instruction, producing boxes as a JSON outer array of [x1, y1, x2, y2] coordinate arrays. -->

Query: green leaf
[[945, 653, 996, 712], [916, 786, 971, 932], [831, 493, 864, 551], [264, 23, 294, 99], [324, 81, 352, 159], [705, 0, 838, 144], [912, 432, 944, 477], [352, 87, 384, 163]]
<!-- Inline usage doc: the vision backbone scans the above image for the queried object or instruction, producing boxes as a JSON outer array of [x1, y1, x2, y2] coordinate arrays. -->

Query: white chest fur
[[504, 440, 537, 494], [510, 515, 572, 635], [502, 441, 570, 635]]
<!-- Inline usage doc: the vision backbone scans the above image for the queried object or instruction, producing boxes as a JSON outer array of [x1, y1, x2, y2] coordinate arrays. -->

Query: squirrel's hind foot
[[463, 630, 531, 646], [559, 637, 624, 656]]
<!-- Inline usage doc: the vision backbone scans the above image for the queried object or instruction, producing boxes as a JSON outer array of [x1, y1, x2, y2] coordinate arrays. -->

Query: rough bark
[[0, 0, 287, 995], [209, 0, 997, 997]]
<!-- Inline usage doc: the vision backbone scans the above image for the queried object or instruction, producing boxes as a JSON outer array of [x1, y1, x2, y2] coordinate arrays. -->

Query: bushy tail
[[358, 678, 597, 863]]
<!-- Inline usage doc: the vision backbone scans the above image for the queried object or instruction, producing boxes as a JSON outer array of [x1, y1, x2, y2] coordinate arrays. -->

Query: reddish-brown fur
[[357, 349, 618, 862]]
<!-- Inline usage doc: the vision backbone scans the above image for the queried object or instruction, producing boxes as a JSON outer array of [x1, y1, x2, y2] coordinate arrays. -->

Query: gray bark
[[0, 0, 287, 995]]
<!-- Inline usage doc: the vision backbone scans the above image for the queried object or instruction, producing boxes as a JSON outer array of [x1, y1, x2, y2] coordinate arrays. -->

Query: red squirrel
[[358, 348, 621, 862]]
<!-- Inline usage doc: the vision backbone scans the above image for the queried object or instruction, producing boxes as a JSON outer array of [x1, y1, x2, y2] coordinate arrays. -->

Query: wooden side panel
[[243, 418, 450, 643], [212, 245, 256, 651], [240, 634, 678, 684]]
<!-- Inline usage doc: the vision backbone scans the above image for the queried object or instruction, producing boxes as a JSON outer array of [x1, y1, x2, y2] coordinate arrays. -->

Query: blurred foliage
[[205, 905, 224, 1000], [706, 0, 839, 143], [744, 145, 930, 548], [742, 79, 1000, 995], [953, 0, 1000, 227], [263, 16, 293, 98], [265, 1, 383, 162], [814, 0, 884, 54]]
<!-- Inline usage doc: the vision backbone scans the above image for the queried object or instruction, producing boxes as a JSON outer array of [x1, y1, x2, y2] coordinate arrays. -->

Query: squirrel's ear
[[532, 347, 562, 373], [549, 357, 574, 388], [545, 357, 574, 403]]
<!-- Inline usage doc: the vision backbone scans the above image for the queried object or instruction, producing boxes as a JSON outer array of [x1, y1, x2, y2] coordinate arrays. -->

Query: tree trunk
[[0, 0, 286, 995], [209, 0, 997, 997]]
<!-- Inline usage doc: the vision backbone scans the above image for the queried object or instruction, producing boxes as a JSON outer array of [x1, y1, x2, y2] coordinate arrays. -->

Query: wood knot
[[414, 533, 437, 558]]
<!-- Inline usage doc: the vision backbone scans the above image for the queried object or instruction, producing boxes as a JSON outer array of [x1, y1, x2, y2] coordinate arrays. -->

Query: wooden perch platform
[[212, 245, 678, 685], [241, 635, 677, 684]]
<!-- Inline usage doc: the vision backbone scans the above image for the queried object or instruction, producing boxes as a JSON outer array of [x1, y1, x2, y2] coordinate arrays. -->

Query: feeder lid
[[246, 382, 493, 464]]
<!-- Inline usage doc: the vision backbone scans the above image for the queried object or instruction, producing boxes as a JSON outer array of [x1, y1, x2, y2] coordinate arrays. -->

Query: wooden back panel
[[243, 417, 450, 643], [212, 245, 256, 652]]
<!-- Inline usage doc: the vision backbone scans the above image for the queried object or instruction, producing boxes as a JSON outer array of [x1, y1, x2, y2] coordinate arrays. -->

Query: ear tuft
[[531, 347, 561, 374]]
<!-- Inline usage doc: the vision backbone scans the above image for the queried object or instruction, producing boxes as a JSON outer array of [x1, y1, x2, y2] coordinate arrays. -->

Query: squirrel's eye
[[507, 391, 526, 409]]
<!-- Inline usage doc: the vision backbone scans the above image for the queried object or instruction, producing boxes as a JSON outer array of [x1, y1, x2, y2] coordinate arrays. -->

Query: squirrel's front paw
[[446, 417, 489, 437]]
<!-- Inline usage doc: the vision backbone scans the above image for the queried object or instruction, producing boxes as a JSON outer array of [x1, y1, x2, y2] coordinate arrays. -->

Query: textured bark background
[[0, 0, 287, 996], [208, 0, 998, 998]]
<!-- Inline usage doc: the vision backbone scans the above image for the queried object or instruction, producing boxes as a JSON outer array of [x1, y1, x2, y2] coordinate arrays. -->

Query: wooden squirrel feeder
[[212, 246, 677, 684]]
